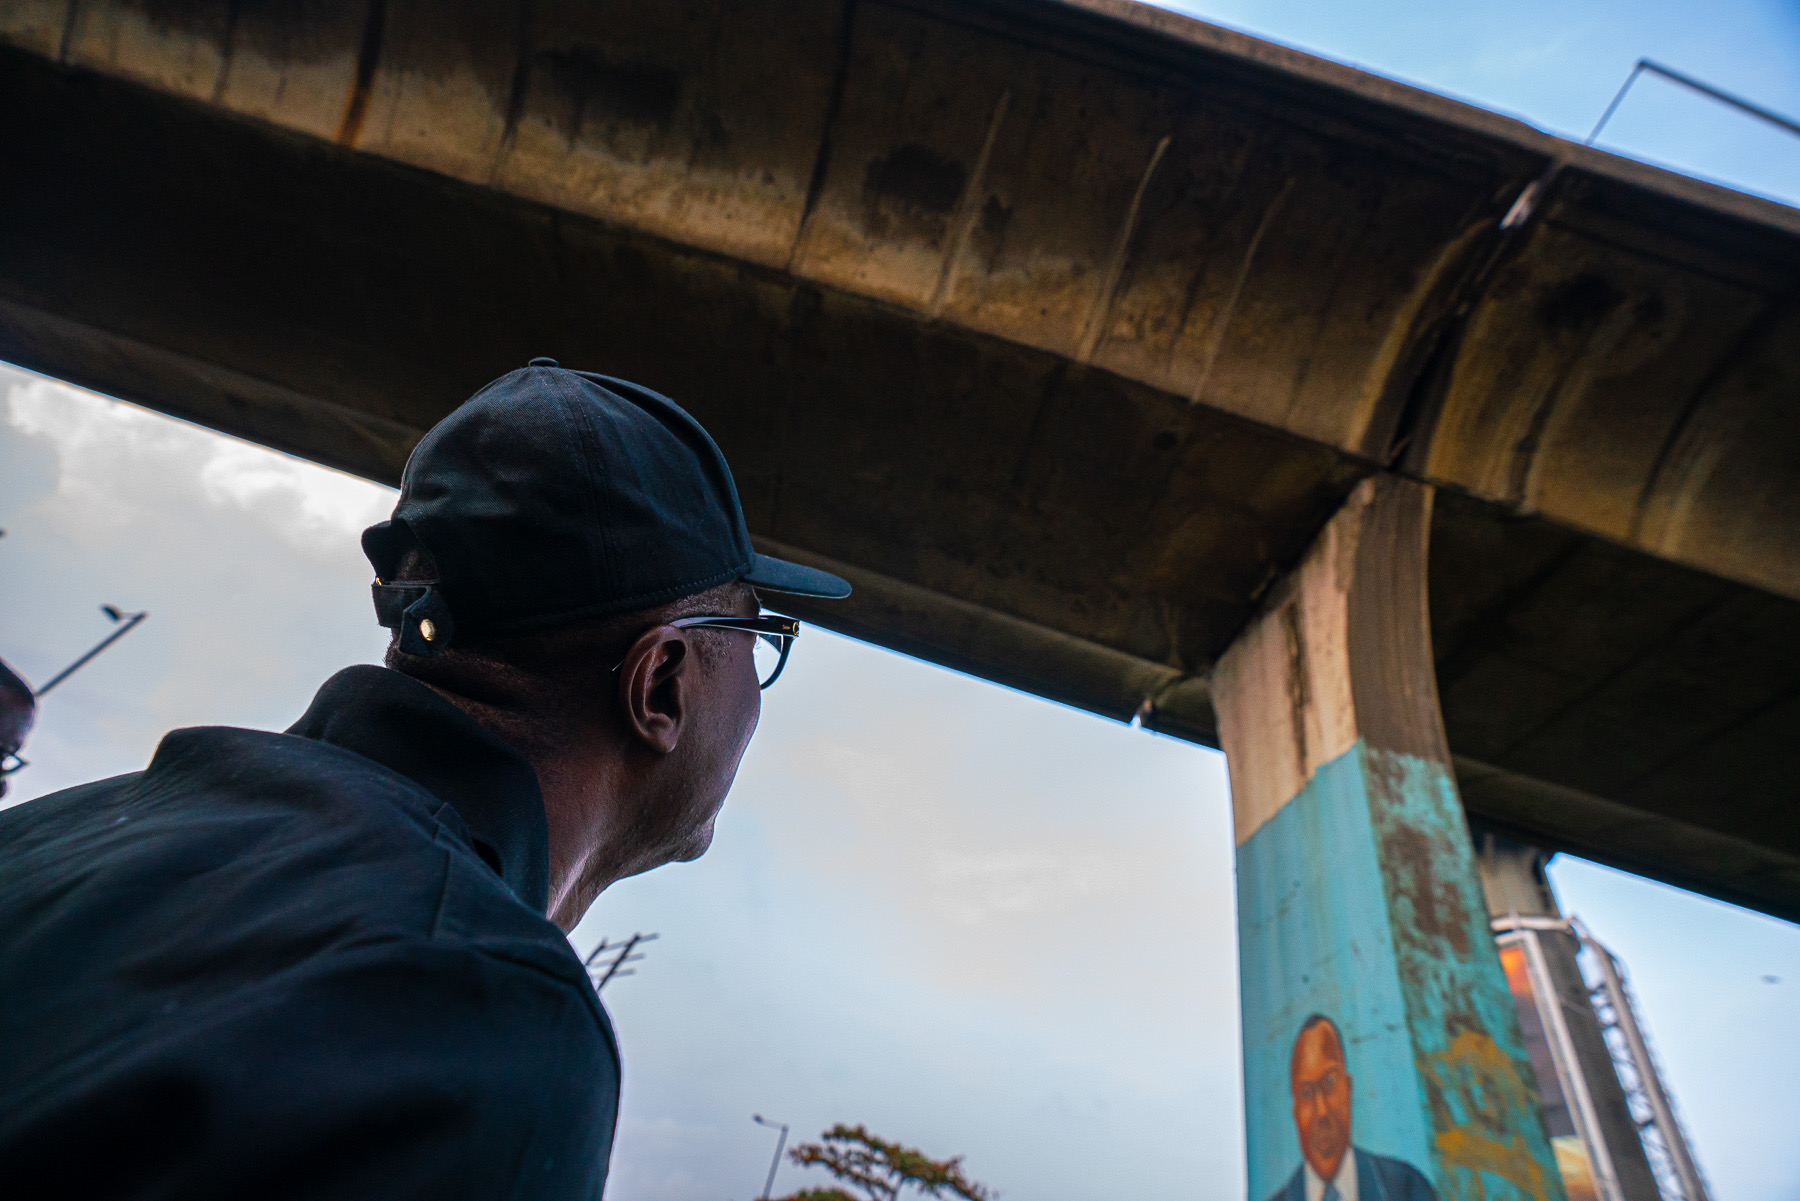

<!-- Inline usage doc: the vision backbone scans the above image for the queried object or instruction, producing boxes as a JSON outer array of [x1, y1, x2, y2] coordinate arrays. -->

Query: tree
[[775, 1124, 993, 1201]]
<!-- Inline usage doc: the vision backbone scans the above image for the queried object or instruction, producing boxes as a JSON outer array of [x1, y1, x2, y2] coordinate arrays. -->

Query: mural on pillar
[[1267, 1012, 1439, 1201], [1225, 476, 1565, 1201], [1238, 744, 1566, 1201]]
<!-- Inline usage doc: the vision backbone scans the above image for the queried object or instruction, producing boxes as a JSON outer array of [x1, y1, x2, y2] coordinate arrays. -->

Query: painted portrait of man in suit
[[1267, 1014, 1438, 1201]]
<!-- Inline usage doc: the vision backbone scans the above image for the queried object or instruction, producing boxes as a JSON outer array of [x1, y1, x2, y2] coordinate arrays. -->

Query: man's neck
[[534, 750, 645, 930], [420, 678, 636, 930]]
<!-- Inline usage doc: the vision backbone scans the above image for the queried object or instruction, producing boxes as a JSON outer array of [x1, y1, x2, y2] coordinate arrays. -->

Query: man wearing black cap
[[0, 362, 849, 1199]]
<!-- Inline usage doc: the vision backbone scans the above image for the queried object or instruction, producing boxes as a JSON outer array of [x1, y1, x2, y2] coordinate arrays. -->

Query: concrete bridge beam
[[1, 0, 1796, 923], [1215, 476, 1564, 1201]]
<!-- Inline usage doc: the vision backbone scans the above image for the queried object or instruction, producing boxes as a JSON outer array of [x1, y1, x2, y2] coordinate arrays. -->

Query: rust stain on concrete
[[1421, 1030, 1555, 1200], [333, 0, 383, 146]]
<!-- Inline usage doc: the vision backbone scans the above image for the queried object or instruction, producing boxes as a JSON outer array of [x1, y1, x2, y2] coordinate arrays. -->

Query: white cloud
[[930, 845, 1122, 923], [0, 368, 395, 794], [7, 377, 208, 535], [199, 438, 393, 554], [5, 377, 391, 560]]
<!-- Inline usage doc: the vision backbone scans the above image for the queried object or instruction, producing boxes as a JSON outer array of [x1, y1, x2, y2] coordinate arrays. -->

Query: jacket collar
[[287, 665, 550, 913]]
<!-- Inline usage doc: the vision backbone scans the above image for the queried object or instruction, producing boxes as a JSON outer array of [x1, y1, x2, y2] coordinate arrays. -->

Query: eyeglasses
[[1294, 1069, 1344, 1104], [612, 614, 801, 690]]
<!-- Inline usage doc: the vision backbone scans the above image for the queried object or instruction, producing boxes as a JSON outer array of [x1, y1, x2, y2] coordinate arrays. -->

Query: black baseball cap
[[362, 360, 848, 656]]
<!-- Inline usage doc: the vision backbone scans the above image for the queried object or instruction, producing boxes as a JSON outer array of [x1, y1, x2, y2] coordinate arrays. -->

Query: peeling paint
[[1238, 742, 1563, 1201], [1424, 1031, 1553, 1201]]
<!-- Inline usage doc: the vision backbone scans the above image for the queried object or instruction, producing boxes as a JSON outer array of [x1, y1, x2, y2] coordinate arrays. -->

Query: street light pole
[[751, 1114, 789, 1201], [32, 606, 148, 698]]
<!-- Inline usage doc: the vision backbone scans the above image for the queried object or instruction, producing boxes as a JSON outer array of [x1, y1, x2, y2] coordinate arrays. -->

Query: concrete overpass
[[1, 2, 1795, 1190]]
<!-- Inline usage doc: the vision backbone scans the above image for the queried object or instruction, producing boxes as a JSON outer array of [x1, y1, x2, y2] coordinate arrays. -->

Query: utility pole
[[752, 1114, 789, 1200], [582, 932, 658, 992]]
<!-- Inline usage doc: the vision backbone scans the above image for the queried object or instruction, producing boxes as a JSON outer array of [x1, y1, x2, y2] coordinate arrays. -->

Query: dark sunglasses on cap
[[611, 614, 800, 690]]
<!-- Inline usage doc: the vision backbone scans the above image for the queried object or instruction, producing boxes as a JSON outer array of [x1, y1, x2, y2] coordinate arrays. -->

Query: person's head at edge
[[363, 361, 848, 932], [1291, 1013, 1353, 1181], [0, 657, 33, 801]]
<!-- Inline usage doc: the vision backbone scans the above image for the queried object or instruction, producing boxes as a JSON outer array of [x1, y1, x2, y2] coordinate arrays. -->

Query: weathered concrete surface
[[1220, 478, 1564, 1200], [1435, 492, 1800, 920], [0, 0, 1795, 918]]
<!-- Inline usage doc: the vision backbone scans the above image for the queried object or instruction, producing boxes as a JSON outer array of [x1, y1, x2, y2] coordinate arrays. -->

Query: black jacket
[[0, 665, 619, 1199]]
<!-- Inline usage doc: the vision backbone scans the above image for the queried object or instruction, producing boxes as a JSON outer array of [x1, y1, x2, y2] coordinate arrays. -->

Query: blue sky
[[2, 2, 1798, 1199], [1161, 0, 1800, 207]]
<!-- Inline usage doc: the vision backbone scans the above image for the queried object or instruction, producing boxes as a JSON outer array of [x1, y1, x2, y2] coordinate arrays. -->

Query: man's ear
[[617, 627, 692, 754]]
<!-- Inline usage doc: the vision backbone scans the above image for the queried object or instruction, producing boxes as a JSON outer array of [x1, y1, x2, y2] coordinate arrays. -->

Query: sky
[[1159, 0, 1800, 208], [2, 2, 1798, 1199]]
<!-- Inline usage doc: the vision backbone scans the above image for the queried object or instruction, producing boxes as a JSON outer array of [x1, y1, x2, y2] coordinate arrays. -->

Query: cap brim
[[743, 552, 851, 599]]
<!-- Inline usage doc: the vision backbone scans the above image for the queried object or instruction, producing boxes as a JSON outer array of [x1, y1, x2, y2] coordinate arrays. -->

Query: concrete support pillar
[[1213, 476, 1564, 1201]]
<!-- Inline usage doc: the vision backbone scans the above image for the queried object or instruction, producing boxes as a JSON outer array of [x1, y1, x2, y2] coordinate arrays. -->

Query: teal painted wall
[[1239, 744, 1434, 1198], [1237, 742, 1564, 1201]]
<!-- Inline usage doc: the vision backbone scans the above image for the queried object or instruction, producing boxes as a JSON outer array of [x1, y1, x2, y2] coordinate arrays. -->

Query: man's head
[[364, 362, 848, 925], [1290, 1014, 1353, 1181], [385, 557, 761, 872]]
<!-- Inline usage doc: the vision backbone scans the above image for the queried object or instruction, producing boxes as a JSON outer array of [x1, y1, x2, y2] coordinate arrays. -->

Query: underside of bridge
[[1, 0, 1796, 924]]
